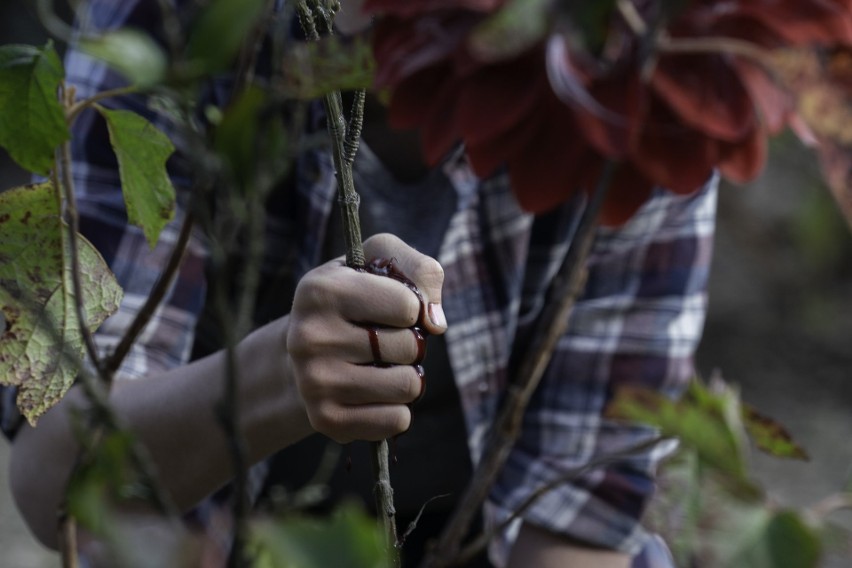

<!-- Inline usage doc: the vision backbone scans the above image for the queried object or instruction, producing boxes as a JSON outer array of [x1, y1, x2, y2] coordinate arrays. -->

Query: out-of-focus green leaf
[[186, 0, 267, 74], [97, 106, 176, 248], [644, 449, 703, 566], [469, 0, 552, 62], [0, 42, 69, 175], [213, 86, 268, 189], [66, 429, 136, 535], [560, 0, 618, 56], [80, 28, 167, 88], [743, 404, 809, 461], [281, 35, 375, 99], [0, 183, 123, 424], [214, 85, 290, 196], [720, 509, 821, 568], [250, 502, 389, 568], [608, 378, 749, 479]]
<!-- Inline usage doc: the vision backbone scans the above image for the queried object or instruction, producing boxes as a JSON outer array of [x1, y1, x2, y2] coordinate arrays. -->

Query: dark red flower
[[364, 0, 852, 225]]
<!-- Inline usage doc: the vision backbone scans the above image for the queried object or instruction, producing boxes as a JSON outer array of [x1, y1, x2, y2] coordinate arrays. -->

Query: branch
[[422, 163, 616, 568], [105, 211, 195, 375], [656, 34, 772, 66], [296, 2, 401, 563], [808, 493, 852, 521], [66, 87, 138, 125], [36, 0, 74, 43], [54, 87, 180, 542], [57, 138, 105, 383], [453, 436, 668, 566]]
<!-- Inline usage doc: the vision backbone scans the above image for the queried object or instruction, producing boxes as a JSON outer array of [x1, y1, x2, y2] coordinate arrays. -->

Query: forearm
[[10, 317, 312, 549], [507, 522, 630, 568]]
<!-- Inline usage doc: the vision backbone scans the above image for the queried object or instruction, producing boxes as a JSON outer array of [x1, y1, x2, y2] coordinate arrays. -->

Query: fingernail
[[428, 302, 447, 329]]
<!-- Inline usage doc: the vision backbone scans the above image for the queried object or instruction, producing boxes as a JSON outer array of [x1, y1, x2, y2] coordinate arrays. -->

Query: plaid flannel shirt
[[1, 2, 718, 565]]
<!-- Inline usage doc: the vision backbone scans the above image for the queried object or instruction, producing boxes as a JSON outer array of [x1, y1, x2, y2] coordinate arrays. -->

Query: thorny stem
[[422, 163, 616, 568], [344, 89, 366, 166], [298, 2, 399, 563], [105, 211, 195, 375], [452, 436, 668, 566]]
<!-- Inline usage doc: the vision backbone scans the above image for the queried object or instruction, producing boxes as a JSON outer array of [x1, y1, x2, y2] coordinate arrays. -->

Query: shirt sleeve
[[487, 175, 719, 562]]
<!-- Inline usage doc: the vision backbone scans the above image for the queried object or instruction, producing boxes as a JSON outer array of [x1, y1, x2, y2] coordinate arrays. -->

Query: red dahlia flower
[[363, 0, 852, 225]]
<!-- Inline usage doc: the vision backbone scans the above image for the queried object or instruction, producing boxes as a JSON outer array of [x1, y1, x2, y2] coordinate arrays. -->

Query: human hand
[[286, 233, 447, 443]]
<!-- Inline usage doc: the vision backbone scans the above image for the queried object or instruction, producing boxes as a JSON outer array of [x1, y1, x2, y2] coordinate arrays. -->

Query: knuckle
[[287, 319, 328, 359], [294, 269, 343, 312], [398, 368, 420, 402], [410, 256, 444, 296], [392, 407, 412, 436], [310, 402, 343, 437]]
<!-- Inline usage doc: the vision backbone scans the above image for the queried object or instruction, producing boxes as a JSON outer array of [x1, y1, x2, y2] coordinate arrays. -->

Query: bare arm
[[10, 233, 446, 549], [507, 522, 631, 568]]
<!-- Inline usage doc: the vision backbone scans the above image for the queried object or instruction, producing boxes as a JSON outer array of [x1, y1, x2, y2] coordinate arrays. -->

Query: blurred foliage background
[[0, 1, 850, 566]]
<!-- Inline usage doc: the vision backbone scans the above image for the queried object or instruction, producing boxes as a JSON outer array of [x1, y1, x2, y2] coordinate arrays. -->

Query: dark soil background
[[1, 2, 851, 566]]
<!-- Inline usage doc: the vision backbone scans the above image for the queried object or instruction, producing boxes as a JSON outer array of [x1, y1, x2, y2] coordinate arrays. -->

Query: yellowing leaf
[[773, 47, 852, 231], [0, 183, 122, 424], [97, 107, 176, 248]]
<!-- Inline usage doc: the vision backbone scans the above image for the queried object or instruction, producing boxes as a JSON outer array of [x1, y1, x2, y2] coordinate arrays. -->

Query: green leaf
[[79, 28, 167, 88], [213, 86, 290, 193], [0, 42, 69, 175], [66, 429, 136, 535], [720, 509, 821, 568], [250, 502, 389, 568], [186, 0, 267, 74], [214, 86, 269, 189], [469, 0, 553, 62], [97, 106, 176, 247], [743, 404, 809, 461], [607, 378, 750, 479], [0, 183, 123, 424]]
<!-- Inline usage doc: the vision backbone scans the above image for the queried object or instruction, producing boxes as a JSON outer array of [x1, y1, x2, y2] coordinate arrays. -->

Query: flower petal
[[652, 53, 756, 142], [718, 124, 767, 183], [630, 99, 718, 193], [456, 51, 545, 146]]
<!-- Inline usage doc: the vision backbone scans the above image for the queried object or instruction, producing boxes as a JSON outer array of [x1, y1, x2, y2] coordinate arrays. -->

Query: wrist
[[237, 316, 313, 461]]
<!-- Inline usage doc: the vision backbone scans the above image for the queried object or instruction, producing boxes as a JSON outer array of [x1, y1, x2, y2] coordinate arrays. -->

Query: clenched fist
[[286, 234, 447, 443]]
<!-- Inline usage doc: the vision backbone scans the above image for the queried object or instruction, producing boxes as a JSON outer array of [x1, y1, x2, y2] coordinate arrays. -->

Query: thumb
[[362, 233, 447, 336]]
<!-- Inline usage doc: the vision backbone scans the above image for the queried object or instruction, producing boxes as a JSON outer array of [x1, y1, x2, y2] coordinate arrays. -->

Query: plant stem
[[452, 436, 667, 566], [59, 514, 79, 568], [105, 211, 194, 375], [57, 139, 106, 383], [297, 2, 399, 563], [421, 163, 616, 568], [53, 137, 180, 533], [66, 87, 138, 124]]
